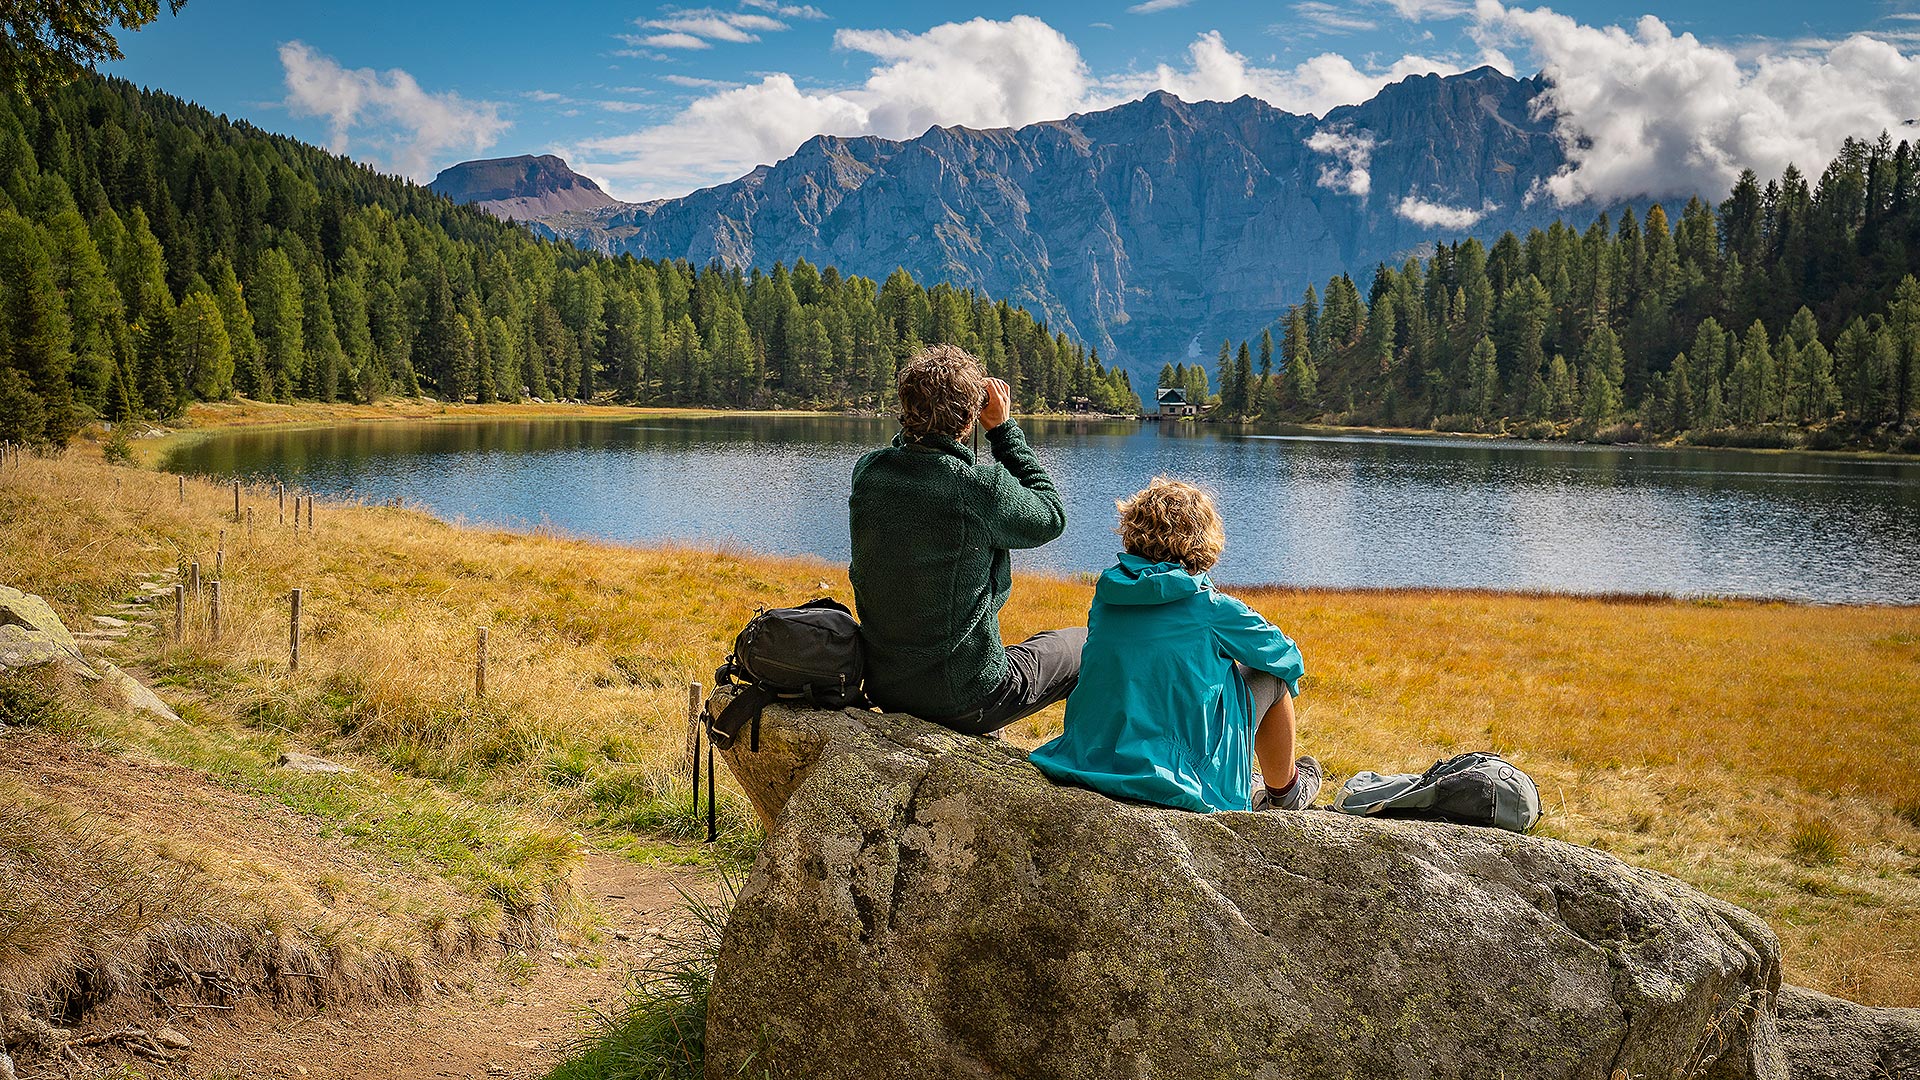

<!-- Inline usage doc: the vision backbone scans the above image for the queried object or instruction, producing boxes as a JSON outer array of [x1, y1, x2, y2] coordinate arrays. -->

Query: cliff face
[[465, 69, 1580, 382], [427, 154, 617, 220]]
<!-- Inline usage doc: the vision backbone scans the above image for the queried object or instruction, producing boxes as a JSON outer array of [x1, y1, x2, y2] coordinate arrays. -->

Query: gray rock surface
[[96, 660, 179, 722], [0, 584, 87, 670], [706, 695, 1788, 1080], [1777, 984, 1920, 1080], [482, 68, 1599, 388]]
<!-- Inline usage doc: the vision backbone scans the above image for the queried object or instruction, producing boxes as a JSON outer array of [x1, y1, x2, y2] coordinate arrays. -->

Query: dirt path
[[183, 854, 713, 1080]]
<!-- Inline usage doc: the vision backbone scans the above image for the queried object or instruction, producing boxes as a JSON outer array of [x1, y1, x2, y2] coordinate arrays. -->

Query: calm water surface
[[166, 416, 1920, 603]]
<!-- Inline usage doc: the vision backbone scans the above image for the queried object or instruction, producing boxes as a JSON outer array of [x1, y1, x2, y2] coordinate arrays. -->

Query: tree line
[[1194, 136, 1920, 450], [0, 73, 1138, 446]]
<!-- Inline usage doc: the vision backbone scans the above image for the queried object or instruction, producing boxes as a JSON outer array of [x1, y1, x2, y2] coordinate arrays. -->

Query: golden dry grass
[[6, 415, 1920, 1006]]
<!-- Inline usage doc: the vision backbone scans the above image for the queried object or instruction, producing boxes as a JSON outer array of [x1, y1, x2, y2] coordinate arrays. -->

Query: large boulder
[[0, 585, 87, 670], [1776, 985, 1920, 1079], [707, 695, 1788, 1080]]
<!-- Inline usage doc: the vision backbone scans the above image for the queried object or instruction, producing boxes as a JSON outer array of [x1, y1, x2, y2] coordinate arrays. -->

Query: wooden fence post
[[289, 588, 303, 673], [209, 580, 222, 642], [687, 681, 703, 817], [306, 495, 314, 530], [278, 483, 285, 525], [173, 584, 184, 644], [189, 559, 201, 600], [475, 627, 489, 697], [233, 480, 241, 522], [246, 506, 254, 538], [216, 531, 225, 578], [178, 475, 185, 505]]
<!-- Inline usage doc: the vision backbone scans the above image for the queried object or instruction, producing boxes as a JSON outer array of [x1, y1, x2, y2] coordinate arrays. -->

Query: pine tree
[[250, 248, 303, 400], [1467, 336, 1500, 421], [1579, 325, 1624, 425], [172, 290, 232, 400]]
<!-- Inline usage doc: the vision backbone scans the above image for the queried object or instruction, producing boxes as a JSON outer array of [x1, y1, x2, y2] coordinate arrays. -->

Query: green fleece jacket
[[848, 421, 1066, 718]]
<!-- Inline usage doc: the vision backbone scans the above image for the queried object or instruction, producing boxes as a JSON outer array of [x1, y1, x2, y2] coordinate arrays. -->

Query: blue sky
[[107, 1, 1920, 204]]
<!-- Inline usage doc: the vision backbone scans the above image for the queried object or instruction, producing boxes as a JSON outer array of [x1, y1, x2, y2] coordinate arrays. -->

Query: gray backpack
[[1334, 752, 1541, 833]]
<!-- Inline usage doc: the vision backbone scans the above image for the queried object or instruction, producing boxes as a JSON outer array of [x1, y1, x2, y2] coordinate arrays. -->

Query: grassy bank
[[6, 411, 1920, 1012]]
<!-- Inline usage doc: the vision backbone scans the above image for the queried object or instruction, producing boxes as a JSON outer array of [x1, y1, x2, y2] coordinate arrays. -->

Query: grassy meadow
[[4, 405, 1919, 1010]]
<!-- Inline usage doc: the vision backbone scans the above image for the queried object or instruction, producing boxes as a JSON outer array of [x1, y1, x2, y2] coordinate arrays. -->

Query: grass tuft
[[547, 874, 739, 1080], [1790, 820, 1844, 867]]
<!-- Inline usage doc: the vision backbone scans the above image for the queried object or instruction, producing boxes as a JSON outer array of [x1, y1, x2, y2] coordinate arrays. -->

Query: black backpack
[[696, 599, 866, 839]]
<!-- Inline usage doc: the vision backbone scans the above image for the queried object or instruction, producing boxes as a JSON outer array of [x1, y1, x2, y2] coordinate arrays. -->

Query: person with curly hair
[[1029, 477, 1320, 812], [849, 344, 1085, 734]]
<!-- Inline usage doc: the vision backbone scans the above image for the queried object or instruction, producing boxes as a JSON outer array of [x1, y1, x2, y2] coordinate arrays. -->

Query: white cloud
[[578, 16, 1464, 200], [278, 41, 507, 181], [740, 0, 828, 17], [634, 32, 711, 49], [1396, 194, 1496, 227], [1378, 0, 1473, 20], [659, 74, 744, 89], [1478, 2, 1920, 205], [1306, 127, 1376, 196], [1129, 0, 1194, 12], [1291, 2, 1378, 35]]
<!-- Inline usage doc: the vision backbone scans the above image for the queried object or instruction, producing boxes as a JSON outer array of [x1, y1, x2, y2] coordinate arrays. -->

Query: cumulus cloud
[[1379, 0, 1473, 20], [634, 32, 711, 49], [579, 16, 1464, 200], [1305, 127, 1377, 196], [1396, 194, 1496, 227], [1129, 0, 1195, 12], [740, 0, 827, 16], [1479, 2, 1920, 206], [279, 41, 507, 181]]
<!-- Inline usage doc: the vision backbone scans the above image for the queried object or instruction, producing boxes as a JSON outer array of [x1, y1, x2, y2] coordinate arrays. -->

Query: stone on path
[[706, 694, 1791, 1080], [0, 585, 88, 670], [276, 752, 353, 775]]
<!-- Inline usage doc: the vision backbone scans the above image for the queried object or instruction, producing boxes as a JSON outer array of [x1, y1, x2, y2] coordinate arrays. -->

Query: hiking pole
[[688, 681, 702, 823], [707, 730, 717, 844]]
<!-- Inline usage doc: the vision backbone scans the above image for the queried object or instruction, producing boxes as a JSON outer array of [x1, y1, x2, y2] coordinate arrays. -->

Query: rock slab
[[0, 584, 87, 670], [706, 696, 1788, 1080], [1777, 985, 1920, 1080]]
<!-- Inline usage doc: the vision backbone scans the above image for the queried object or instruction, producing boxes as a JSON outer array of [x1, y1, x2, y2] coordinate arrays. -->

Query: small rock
[[485, 1063, 508, 1076], [90, 615, 131, 629], [153, 1026, 192, 1051], [549, 951, 566, 961], [611, 929, 634, 941], [276, 752, 353, 774]]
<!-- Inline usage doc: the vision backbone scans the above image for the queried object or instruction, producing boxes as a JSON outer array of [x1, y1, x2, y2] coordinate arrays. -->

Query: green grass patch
[[547, 876, 739, 1080], [1788, 820, 1843, 867]]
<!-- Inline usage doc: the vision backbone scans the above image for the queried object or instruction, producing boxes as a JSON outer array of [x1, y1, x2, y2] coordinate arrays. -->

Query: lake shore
[[124, 396, 1920, 470], [6, 434, 1920, 1008]]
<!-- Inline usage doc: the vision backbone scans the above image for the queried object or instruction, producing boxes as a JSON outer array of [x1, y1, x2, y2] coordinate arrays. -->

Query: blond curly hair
[[1118, 478, 1226, 575], [897, 344, 987, 440]]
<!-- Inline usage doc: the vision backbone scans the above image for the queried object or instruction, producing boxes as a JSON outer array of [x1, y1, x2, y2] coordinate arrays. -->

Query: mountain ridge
[[445, 68, 1596, 384], [428, 153, 618, 220]]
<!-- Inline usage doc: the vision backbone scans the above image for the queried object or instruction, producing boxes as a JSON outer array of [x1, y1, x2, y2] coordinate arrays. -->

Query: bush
[[1590, 422, 1642, 445], [547, 875, 739, 1080], [1899, 431, 1920, 455], [1688, 427, 1794, 450], [102, 425, 133, 464]]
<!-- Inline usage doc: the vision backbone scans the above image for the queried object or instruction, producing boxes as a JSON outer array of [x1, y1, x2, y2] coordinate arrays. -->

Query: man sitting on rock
[[1029, 477, 1321, 811], [849, 344, 1084, 735]]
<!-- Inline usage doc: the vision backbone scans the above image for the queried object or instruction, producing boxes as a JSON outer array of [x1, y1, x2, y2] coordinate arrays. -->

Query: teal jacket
[[1029, 554, 1305, 813], [849, 421, 1066, 718]]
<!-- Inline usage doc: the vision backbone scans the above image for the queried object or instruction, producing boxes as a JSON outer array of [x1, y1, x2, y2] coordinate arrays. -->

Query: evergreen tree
[[173, 290, 232, 400]]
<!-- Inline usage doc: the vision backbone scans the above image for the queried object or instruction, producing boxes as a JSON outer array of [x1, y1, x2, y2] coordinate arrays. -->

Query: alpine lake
[[164, 414, 1920, 605]]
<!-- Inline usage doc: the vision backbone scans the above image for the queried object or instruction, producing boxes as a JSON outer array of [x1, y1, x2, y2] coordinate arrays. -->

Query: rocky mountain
[[461, 68, 1588, 384], [427, 154, 617, 220]]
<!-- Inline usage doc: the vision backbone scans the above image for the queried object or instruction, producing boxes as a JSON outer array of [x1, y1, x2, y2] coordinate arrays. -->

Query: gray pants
[[935, 627, 1088, 736], [1239, 663, 1286, 720]]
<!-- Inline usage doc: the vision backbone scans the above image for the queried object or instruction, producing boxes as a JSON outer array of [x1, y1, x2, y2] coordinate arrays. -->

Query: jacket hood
[[1094, 552, 1209, 606]]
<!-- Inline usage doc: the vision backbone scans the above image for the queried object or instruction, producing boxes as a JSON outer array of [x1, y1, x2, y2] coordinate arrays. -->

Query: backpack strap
[[708, 684, 774, 750]]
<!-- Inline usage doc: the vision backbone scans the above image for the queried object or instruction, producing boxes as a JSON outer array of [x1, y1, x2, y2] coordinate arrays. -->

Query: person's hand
[[980, 377, 1011, 431]]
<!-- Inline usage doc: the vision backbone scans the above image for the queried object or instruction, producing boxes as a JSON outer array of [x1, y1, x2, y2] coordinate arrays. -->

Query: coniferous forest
[[0, 73, 1140, 446], [1193, 140, 1920, 451]]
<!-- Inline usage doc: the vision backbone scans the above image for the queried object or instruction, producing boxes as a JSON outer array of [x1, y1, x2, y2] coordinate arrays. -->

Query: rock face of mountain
[[427, 154, 616, 220], [471, 68, 1581, 383]]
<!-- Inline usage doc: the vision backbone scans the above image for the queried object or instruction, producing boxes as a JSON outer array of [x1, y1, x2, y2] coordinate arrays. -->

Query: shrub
[[102, 425, 133, 464]]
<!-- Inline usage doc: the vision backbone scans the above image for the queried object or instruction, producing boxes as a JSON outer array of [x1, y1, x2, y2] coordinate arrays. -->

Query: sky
[[105, 0, 1920, 207]]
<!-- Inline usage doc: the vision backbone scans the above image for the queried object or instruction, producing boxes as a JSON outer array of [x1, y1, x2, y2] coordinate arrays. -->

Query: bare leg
[[1253, 688, 1298, 792]]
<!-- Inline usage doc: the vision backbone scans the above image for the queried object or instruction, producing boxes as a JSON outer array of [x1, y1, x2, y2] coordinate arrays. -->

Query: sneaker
[[1251, 756, 1323, 812]]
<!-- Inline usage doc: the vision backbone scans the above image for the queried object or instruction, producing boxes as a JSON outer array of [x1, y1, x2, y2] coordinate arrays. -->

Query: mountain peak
[[430, 154, 617, 220]]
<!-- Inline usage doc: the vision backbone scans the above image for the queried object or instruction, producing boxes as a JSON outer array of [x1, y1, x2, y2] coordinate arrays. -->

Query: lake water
[[165, 415, 1920, 604]]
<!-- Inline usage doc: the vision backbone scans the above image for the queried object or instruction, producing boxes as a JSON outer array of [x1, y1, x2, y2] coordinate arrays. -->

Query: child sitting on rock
[[1029, 477, 1320, 812]]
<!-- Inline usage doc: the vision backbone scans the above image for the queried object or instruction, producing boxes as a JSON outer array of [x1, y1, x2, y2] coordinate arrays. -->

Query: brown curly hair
[[897, 344, 987, 440], [1118, 477, 1226, 575]]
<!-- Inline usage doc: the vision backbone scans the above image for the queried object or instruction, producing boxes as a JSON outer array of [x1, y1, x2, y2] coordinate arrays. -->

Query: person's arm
[[975, 379, 1066, 549], [1211, 593, 1304, 698]]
